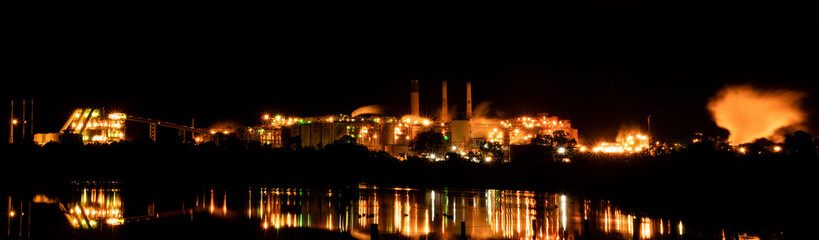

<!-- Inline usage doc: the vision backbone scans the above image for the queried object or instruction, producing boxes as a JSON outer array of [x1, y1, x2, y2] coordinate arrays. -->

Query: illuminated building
[[35, 108, 210, 145], [497, 113, 579, 145], [34, 108, 127, 145]]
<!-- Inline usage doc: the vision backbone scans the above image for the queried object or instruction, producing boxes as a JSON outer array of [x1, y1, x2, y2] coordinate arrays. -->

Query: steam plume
[[470, 102, 502, 139], [352, 105, 383, 117], [707, 85, 807, 145]]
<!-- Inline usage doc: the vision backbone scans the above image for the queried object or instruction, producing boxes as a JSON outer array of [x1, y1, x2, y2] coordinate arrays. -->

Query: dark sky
[[6, 3, 819, 142]]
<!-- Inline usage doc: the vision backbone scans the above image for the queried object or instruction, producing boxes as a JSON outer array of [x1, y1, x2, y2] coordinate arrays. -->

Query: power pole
[[9, 100, 13, 144]]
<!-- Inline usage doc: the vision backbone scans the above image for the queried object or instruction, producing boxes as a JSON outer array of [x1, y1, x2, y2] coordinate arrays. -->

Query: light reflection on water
[[64, 181, 124, 228], [9, 184, 770, 239], [205, 186, 685, 240]]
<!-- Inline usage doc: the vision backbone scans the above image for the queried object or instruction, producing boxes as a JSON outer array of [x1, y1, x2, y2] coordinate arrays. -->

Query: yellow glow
[[9, 211, 14, 217], [739, 147, 746, 153], [773, 146, 782, 152], [11, 119, 18, 125], [106, 218, 123, 225], [108, 113, 125, 120]]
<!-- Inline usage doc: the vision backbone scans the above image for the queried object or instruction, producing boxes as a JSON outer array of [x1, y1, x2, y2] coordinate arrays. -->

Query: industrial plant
[[19, 80, 588, 162]]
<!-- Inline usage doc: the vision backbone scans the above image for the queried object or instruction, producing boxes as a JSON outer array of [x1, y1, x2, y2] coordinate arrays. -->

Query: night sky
[[6, 3, 819, 143]]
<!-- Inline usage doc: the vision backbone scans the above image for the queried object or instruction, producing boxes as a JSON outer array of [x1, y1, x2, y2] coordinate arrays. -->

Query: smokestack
[[466, 82, 472, 119], [411, 79, 420, 116], [442, 81, 448, 121]]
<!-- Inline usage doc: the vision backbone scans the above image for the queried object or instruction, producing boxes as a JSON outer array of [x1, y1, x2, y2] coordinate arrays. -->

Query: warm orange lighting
[[708, 85, 806, 145], [9, 211, 14, 217], [739, 147, 746, 153], [11, 119, 17, 125], [773, 146, 782, 152]]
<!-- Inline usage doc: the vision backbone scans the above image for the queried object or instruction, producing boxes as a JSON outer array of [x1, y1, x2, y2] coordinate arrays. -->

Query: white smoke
[[470, 102, 502, 139]]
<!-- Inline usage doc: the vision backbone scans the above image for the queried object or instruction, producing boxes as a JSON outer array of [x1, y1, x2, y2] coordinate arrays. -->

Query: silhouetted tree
[[551, 130, 577, 149], [411, 131, 446, 156], [335, 135, 357, 145], [530, 134, 553, 146], [289, 135, 303, 149], [784, 130, 816, 156], [530, 130, 577, 153], [247, 141, 262, 152], [747, 138, 775, 154]]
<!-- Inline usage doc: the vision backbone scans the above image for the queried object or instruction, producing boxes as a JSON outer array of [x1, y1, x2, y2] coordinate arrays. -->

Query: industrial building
[[235, 80, 578, 162], [34, 108, 211, 145], [26, 80, 579, 163]]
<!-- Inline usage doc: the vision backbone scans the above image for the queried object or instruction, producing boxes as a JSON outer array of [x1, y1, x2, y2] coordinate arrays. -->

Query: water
[[4, 181, 768, 240]]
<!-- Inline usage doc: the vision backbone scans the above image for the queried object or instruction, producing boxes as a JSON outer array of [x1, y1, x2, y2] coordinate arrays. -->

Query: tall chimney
[[466, 82, 472, 119], [441, 81, 448, 122], [411, 79, 420, 116]]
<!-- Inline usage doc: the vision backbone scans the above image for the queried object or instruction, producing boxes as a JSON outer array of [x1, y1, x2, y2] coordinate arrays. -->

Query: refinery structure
[[18, 80, 623, 162]]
